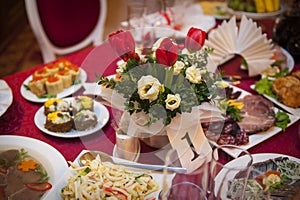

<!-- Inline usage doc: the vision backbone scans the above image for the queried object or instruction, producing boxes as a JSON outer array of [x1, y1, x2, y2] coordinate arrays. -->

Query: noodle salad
[[61, 155, 159, 200]]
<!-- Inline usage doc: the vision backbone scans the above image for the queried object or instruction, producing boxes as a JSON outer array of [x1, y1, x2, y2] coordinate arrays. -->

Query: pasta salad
[[61, 155, 159, 200]]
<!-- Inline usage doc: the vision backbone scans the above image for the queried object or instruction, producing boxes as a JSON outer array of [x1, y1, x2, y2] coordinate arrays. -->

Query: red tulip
[[108, 30, 136, 61], [185, 27, 206, 52], [155, 38, 178, 66]]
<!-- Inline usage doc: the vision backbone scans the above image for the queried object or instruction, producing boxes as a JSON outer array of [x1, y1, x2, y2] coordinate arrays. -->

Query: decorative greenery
[[99, 46, 231, 125], [254, 77, 277, 99], [275, 111, 291, 131]]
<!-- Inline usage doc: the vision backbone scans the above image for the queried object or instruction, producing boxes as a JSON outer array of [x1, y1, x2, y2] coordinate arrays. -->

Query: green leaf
[[164, 68, 174, 89], [23, 84, 30, 90], [38, 94, 57, 99], [254, 78, 277, 99], [275, 111, 290, 131]]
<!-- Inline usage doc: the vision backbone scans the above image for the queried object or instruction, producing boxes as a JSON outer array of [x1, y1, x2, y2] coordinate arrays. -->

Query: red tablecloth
[[1, 37, 300, 165]]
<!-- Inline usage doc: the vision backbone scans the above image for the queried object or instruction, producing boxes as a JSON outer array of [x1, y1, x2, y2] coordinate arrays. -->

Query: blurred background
[[0, 0, 128, 77]]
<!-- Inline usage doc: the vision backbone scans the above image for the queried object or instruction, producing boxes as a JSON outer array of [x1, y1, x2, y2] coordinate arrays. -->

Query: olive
[[238, 2, 246, 11], [245, 3, 256, 12]]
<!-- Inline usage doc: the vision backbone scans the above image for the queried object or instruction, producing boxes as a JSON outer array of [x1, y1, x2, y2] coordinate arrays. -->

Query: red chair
[[25, 0, 107, 63]]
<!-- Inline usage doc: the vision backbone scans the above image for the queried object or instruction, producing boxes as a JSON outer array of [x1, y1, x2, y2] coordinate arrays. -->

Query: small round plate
[[0, 79, 13, 117], [34, 97, 110, 138], [20, 68, 87, 103]]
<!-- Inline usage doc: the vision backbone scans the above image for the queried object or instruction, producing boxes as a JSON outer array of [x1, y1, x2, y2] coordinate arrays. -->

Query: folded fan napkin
[[205, 15, 275, 77]]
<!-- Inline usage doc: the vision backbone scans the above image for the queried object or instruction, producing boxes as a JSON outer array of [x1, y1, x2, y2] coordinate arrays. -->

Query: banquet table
[[1, 20, 300, 169]]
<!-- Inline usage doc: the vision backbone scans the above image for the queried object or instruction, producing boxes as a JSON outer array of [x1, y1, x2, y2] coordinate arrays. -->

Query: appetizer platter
[[260, 46, 295, 79], [205, 85, 299, 158], [34, 96, 110, 138], [252, 65, 300, 116], [251, 84, 300, 117], [0, 135, 68, 199], [215, 153, 300, 199], [20, 59, 87, 103], [43, 150, 175, 200], [0, 79, 13, 117]]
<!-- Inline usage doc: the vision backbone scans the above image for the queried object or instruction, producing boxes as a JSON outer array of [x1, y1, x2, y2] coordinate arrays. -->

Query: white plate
[[20, 68, 87, 103], [250, 84, 300, 117], [0, 135, 68, 199], [280, 47, 294, 73], [227, 6, 284, 20], [215, 153, 300, 200], [198, 1, 231, 20], [43, 150, 175, 200], [0, 80, 13, 117], [208, 85, 300, 158], [261, 47, 295, 79], [179, 14, 216, 36], [34, 97, 110, 138], [178, 4, 216, 35]]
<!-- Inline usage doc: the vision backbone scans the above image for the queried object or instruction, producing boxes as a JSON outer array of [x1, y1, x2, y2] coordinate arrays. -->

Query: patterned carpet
[[0, 24, 43, 78]]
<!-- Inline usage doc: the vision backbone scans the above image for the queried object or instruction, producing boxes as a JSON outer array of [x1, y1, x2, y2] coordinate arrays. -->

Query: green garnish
[[273, 68, 290, 78], [38, 94, 57, 99], [226, 104, 243, 122], [135, 174, 145, 180], [275, 111, 291, 131], [78, 167, 91, 177], [37, 167, 50, 182], [73, 79, 82, 85], [17, 148, 29, 161], [254, 78, 277, 99], [23, 84, 30, 90]]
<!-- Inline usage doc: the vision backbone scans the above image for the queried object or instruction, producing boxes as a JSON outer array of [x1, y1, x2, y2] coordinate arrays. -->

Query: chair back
[[25, 0, 107, 63]]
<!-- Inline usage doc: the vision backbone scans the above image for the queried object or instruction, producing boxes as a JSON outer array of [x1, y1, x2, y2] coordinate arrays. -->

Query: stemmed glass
[[125, 2, 157, 49], [208, 145, 253, 200], [159, 149, 209, 200]]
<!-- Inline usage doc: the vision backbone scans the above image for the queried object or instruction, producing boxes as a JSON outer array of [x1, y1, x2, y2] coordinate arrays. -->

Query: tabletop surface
[[1, 19, 300, 165]]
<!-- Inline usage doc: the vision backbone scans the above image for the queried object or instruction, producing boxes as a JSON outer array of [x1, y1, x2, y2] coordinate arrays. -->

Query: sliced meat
[[4, 166, 42, 198], [237, 95, 276, 134], [8, 187, 44, 200], [0, 149, 19, 168]]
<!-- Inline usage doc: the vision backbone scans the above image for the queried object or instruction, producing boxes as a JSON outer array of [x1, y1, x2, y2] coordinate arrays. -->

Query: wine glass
[[208, 145, 253, 200], [159, 149, 210, 200]]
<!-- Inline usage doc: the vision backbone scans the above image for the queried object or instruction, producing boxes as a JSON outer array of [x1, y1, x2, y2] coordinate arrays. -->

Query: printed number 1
[[181, 132, 200, 161]]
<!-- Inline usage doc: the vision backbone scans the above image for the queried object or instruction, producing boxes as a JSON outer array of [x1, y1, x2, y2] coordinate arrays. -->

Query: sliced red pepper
[[103, 187, 127, 200], [160, 12, 171, 25], [25, 182, 52, 191], [0, 168, 7, 174]]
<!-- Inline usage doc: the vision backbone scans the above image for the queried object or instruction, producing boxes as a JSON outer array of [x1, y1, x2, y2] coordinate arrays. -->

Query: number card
[[167, 122, 212, 173]]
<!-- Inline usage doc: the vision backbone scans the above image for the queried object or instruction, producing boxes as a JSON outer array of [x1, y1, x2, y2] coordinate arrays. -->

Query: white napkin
[[205, 15, 275, 77]]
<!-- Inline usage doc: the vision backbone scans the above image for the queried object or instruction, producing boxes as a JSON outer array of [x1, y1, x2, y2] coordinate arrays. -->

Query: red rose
[[155, 38, 178, 66], [108, 30, 135, 61], [185, 27, 206, 52]]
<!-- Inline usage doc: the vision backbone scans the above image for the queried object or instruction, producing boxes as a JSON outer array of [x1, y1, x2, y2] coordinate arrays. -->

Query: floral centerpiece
[[98, 27, 233, 172], [99, 28, 230, 124]]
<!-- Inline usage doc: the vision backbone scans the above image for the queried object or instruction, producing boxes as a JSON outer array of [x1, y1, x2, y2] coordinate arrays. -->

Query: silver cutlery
[[79, 150, 187, 173]]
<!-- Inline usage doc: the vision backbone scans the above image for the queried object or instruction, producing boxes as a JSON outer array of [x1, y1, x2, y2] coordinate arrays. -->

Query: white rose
[[116, 60, 127, 73], [165, 94, 181, 111], [138, 75, 162, 102], [185, 65, 202, 84], [173, 61, 185, 74]]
